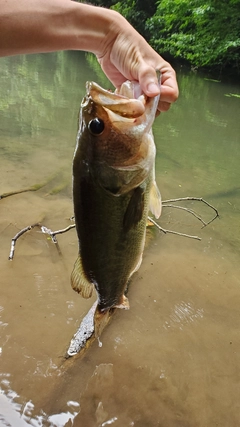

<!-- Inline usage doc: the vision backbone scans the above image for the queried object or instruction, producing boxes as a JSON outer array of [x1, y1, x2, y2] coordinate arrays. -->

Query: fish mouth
[[85, 81, 146, 119]]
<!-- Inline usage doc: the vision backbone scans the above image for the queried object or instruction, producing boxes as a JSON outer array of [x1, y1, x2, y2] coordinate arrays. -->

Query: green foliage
[[111, 0, 157, 38], [147, 0, 240, 73], [94, 0, 240, 74]]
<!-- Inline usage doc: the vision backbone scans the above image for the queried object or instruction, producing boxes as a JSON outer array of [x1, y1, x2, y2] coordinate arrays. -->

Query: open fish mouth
[[84, 81, 146, 118]]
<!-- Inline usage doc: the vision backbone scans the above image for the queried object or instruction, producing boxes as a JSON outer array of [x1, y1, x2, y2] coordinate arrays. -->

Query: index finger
[[160, 67, 179, 104]]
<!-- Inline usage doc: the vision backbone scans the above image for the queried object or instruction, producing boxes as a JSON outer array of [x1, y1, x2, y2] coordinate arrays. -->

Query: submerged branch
[[8, 221, 76, 260], [147, 216, 201, 240], [147, 196, 219, 241], [8, 223, 41, 261], [41, 224, 76, 243], [0, 171, 66, 200], [0, 185, 44, 200], [162, 197, 219, 227], [162, 204, 207, 226]]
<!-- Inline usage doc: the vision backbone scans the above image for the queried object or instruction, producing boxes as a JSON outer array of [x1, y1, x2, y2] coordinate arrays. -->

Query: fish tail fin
[[94, 295, 130, 339], [94, 306, 111, 339], [114, 294, 130, 310], [71, 254, 94, 298]]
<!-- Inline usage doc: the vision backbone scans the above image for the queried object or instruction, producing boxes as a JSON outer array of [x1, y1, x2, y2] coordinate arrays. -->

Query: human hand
[[0, 1, 178, 114], [97, 12, 179, 113]]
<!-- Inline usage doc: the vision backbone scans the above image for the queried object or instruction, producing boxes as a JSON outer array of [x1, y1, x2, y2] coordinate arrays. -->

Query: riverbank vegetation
[[91, 0, 240, 76]]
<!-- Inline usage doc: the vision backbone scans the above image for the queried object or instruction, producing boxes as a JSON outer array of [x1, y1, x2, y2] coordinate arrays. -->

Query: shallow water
[[0, 53, 240, 427]]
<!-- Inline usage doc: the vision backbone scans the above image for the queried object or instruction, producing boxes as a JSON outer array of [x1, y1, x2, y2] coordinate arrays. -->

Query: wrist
[[69, 4, 123, 57]]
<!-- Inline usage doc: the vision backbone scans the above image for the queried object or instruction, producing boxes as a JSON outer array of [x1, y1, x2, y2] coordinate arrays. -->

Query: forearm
[[0, 0, 120, 57]]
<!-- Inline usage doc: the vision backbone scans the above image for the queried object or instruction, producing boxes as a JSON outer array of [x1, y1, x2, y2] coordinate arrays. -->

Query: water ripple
[[164, 301, 204, 330]]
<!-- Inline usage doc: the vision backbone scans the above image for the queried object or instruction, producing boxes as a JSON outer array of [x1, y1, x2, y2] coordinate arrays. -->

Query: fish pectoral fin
[[114, 295, 130, 310], [123, 186, 145, 232], [71, 255, 94, 298], [149, 180, 162, 219]]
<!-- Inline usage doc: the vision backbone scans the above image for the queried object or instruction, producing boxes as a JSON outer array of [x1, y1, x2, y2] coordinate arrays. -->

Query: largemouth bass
[[71, 79, 161, 338]]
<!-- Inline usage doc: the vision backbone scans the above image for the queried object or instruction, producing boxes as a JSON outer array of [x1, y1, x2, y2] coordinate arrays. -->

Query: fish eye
[[88, 118, 105, 135]]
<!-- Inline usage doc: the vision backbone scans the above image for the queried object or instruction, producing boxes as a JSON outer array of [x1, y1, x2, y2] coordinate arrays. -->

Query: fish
[[71, 78, 162, 338]]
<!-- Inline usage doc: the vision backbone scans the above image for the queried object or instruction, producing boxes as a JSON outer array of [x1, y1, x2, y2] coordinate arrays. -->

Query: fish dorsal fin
[[123, 186, 145, 232], [149, 180, 162, 219], [71, 255, 94, 298]]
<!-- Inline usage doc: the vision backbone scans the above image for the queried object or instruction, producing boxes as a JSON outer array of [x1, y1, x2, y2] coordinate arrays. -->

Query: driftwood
[[4, 194, 219, 357]]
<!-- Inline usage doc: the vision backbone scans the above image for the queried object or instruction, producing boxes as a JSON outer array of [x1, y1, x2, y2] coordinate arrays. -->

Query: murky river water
[[0, 52, 240, 427]]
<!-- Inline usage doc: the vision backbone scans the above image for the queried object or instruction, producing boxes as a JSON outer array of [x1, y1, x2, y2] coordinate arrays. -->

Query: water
[[0, 52, 240, 427]]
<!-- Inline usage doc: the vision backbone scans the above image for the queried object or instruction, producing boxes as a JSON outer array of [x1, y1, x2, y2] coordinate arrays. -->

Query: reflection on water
[[163, 300, 204, 330], [0, 53, 240, 426], [0, 379, 79, 426]]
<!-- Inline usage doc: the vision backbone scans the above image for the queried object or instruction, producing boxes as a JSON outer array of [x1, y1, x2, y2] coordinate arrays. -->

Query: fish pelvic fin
[[149, 180, 162, 219], [71, 255, 94, 298]]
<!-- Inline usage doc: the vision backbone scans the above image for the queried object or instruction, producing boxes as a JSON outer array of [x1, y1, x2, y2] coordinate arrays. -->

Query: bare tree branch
[[162, 197, 219, 227], [147, 216, 201, 240], [8, 223, 41, 261], [8, 222, 76, 260], [41, 224, 76, 243]]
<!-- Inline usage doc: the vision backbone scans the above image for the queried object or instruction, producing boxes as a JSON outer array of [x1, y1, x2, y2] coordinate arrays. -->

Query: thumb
[[138, 68, 160, 97]]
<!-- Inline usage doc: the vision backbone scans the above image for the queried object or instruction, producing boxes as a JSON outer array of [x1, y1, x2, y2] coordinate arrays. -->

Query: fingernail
[[147, 82, 160, 95]]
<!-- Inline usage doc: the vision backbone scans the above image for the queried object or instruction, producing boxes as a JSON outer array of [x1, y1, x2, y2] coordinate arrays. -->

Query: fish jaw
[[86, 81, 145, 118]]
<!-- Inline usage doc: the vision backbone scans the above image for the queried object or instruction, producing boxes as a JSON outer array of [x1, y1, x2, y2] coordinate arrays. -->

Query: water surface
[[0, 53, 240, 427]]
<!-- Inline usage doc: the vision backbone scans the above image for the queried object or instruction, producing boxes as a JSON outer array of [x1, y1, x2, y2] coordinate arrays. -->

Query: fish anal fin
[[71, 255, 94, 298], [123, 186, 144, 232], [149, 181, 162, 219]]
